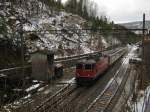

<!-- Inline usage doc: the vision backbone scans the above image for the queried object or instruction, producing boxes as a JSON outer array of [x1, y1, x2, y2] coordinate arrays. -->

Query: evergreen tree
[[77, 0, 83, 16], [82, 5, 89, 19], [65, 0, 78, 13]]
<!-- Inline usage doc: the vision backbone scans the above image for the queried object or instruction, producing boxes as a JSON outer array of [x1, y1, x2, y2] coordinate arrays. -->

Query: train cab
[[76, 59, 96, 84], [75, 55, 109, 85]]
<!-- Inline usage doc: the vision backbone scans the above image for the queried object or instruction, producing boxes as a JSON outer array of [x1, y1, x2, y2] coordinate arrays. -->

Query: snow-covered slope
[[0, 0, 115, 59], [121, 21, 150, 29]]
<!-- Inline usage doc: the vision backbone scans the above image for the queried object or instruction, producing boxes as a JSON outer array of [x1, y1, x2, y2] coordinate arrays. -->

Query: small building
[[31, 50, 54, 81]]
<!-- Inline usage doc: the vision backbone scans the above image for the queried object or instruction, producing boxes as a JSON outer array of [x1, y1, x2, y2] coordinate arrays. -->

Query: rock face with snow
[[0, 0, 119, 61], [25, 10, 94, 57]]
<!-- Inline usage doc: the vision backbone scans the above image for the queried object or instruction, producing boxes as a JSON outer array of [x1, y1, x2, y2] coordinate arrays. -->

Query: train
[[75, 48, 127, 85]]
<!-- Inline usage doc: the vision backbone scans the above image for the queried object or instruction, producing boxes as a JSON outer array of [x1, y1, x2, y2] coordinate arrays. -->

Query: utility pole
[[20, 18, 25, 88], [141, 13, 145, 89], [18, 0, 25, 88]]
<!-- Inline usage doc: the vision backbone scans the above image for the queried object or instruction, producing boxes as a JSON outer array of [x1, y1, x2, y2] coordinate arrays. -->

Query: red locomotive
[[75, 48, 126, 85]]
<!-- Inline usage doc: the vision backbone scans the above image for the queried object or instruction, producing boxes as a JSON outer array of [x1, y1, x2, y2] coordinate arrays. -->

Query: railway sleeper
[[99, 97, 111, 102], [104, 92, 113, 96]]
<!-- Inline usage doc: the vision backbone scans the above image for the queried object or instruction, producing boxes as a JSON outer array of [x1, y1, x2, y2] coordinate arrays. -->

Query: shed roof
[[31, 49, 54, 55], [77, 59, 96, 64]]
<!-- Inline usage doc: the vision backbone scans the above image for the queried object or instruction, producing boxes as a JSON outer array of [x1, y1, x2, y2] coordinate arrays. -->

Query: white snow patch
[[43, 89, 51, 95], [136, 86, 150, 112], [23, 24, 35, 31], [101, 36, 109, 48], [66, 77, 76, 83], [127, 86, 150, 112], [25, 84, 40, 92]]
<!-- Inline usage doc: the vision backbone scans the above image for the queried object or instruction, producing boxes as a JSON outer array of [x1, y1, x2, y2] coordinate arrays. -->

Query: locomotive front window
[[76, 64, 83, 69], [85, 64, 92, 70]]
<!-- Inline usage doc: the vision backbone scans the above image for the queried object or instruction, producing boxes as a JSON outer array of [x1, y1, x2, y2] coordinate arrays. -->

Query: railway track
[[45, 87, 87, 112], [32, 83, 77, 112], [32, 48, 128, 112], [84, 47, 135, 112]]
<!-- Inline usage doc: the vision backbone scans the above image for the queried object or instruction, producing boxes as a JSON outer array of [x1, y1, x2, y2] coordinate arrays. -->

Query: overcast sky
[[62, 0, 150, 23]]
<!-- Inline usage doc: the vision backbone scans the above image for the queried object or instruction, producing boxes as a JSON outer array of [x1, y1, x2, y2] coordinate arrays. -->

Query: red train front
[[75, 54, 109, 85], [76, 59, 96, 84]]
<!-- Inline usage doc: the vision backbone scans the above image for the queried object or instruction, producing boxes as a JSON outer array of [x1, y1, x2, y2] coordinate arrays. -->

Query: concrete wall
[[31, 53, 48, 81]]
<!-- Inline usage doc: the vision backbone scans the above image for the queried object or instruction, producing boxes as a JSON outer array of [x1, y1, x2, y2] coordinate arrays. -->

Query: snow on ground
[[25, 83, 40, 92], [127, 85, 150, 112], [4, 94, 32, 111], [135, 86, 150, 112], [101, 36, 109, 48], [61, 77, 76, 84], [80, 44, 93, 54]]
